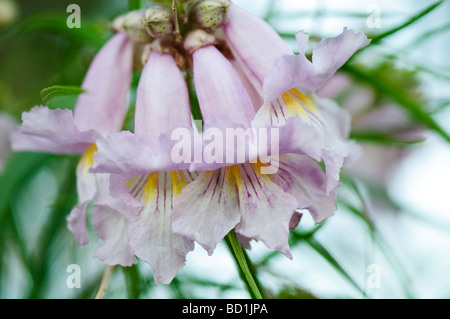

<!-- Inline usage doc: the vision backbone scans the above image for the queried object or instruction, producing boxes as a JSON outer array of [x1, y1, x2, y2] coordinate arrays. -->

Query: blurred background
[[0, 0, 449, 299]]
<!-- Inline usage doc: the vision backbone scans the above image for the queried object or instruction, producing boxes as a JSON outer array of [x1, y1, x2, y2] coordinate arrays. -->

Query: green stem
[[369, 0, 445, 45], [225, 229, 264, 299]]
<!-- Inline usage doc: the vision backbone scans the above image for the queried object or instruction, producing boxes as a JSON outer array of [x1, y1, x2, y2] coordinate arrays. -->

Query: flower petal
[[235, 163, 299, 258], [73, 32, 133, 135], [224, 3, 293, 86], [269, 154, 337, 224], [253, 90, 350, 193], [192, 45, 255, 129], [92, 204, 137, 267], [91, 131, 181, 178], [11, 106, 99, 154], [126, 171, 195, 284], [134, 51, 192, 149], [172, 168, 241, 255], [231, 59, 264, 112], [263, 28, 370, 100], [76, 144, 99, 202], [67, 201, 90, 246], [310, 28, 371, 90]]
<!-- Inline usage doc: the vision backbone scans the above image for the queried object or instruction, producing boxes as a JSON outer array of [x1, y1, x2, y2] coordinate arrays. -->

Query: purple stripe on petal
[[270, 154, 337, 224], [172, 168, 241, 255], [235, 163, 298, 259], [127, 171, 194, 285]]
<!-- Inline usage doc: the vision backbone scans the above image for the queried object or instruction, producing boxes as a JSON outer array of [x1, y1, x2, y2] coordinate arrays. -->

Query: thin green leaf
[[303, 236, 367, 298], [186, 71, 204, 130], [224, 229, 264, 299], [0, 152, 52, 222], [122, 264, 144, 299], [340, 177, 415, 298], [369, 0, 445, 45], [179, 276, 240, 294], [27, 156, 78, 298], [342, 64, 450, 144], [40, 85, 85, 106], [350, 130, 424, 146], [402, 21, 450, 52], [257, 222, 326, 266], [169, 277, 188, 299]]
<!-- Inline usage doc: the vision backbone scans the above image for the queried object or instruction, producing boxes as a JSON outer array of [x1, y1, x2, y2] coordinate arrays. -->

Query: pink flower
[[224, 4, 371, 193], [11, 32, 136, 266], [91, 51, 196, 284], [169, 34, 337, 258]]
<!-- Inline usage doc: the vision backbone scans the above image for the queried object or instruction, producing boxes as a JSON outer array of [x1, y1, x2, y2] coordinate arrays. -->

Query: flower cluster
[[11, 0, 370, 284]]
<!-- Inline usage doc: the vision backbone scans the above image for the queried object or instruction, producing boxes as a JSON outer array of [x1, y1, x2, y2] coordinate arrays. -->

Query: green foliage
[[40, 85, 85, 106]]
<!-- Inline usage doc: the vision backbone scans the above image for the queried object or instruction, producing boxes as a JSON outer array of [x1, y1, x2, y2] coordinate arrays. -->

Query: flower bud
[[0, 0, 19, 28], [144, 7, 174, 39], [190, 0, 231, 29], [112, 10, 152, 43], [183, 29, 217, 54]]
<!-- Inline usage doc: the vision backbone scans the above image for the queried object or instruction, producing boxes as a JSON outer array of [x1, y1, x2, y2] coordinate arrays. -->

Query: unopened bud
[[190, 0, 230, 29], [144, 7, 173, 39], [112, 10, 152, 43], [0, 0, 19, 27], [183, 29, 217, 54]]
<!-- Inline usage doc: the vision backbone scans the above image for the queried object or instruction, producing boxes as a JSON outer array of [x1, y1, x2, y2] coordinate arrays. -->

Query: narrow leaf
[[343, 64, 450, 144], [370, 0, 445, 44], [225, 229, 264, 299], [350, 130, 425, 146], [304, 237, 367, 297], [40, 85, 85, 106]]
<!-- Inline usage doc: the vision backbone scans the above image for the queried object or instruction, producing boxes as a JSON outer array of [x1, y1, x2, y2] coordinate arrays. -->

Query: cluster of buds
[[111, 0, 231, 69]]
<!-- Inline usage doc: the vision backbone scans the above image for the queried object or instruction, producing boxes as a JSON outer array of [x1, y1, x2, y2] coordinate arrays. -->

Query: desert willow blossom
[[11, 0, 371, 286], [169, 30, 338, 259], [91, 49, 197, 285], [224, 3, 371, 193], [11, 32, 136, 266]]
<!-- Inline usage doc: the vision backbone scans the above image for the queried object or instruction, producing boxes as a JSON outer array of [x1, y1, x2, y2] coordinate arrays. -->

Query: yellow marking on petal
[[80, 143, 98, 173], [281, 92, 308, 119], [226, 165, 242, 195], [251, 161, 273, 184], [172, 171, 188, 196], [289, 88, 317, 112], [142, 172, 159, 205], [126, 177, 137, 189]]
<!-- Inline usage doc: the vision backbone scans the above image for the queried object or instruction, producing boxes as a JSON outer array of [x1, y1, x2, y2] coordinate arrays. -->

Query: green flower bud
[[112, 10, 152, 43], [144, 7, 174, 39], [190, 0, 231, 29]]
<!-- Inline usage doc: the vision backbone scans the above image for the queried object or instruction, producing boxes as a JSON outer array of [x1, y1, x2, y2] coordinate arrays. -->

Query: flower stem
[[225, 229, 264, 299], [95, 266, 116, 299], [172, 0, 182, 45]]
